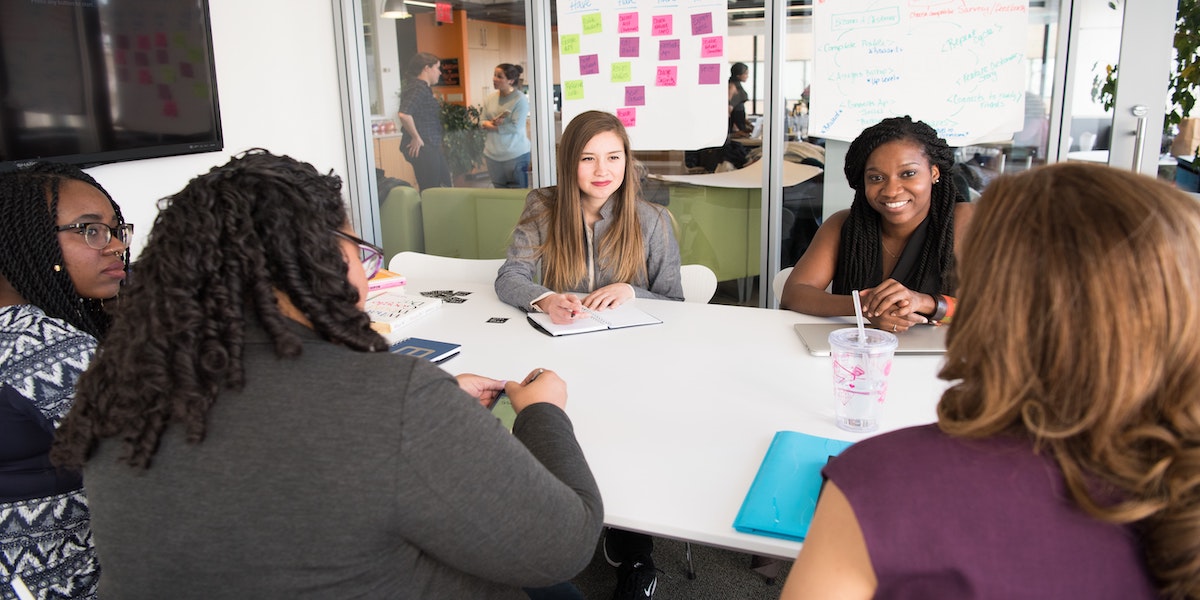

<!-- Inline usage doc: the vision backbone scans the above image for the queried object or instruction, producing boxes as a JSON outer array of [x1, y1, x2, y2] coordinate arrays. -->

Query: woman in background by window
[[728, 62, 750, 137], [481, 63, 532, 189]]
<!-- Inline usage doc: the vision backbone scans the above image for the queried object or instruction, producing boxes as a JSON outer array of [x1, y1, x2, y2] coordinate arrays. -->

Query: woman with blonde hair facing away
[[496, 109, 683, 323], [781, 163, 1200, 599]]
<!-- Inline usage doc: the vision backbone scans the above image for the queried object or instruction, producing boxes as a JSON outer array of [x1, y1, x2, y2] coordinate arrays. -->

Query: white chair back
[[679, 264, 718, 304], [388, 252, 505, 285], [772, 267, 794, 304]]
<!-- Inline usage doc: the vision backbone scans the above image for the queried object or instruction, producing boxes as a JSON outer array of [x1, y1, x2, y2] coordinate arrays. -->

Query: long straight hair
[[533, 110, 646, 291], [938, 163, 1200, 598]]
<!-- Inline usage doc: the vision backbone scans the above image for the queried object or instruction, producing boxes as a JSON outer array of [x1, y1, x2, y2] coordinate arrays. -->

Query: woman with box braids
[[0, 162, 128, 337], [52, 150, 601, 599], [1, 163, 128, 599], [780, 116, 973, 332]]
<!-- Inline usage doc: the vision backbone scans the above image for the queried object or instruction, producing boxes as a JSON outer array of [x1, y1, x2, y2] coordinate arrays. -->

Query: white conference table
[[387, 278, 949, 560]]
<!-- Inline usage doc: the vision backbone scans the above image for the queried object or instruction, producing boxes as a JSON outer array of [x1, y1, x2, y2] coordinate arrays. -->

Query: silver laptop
[[793, 323, 947, 356]]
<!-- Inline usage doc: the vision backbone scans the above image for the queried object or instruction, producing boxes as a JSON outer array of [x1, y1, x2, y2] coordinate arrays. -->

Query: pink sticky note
[[115, 50, 127, 66], [655, 66, 678, 87], [699, 64, 721, 84], [651, 15, 672, 36], [158, 83, 173, 100], [580, 54, 600, 75], [620, 37, 640, 58], [163, 100, 178, 117], [179, 62, 195, 78], [617, 107, 636, 128], [155, 32, 168, 47], [137, 35, 151, 50], [659, 39, 680, 60], [700, 36, 723, 58], [618, 12, 639, 33], [137, 69, 153, 85], [625, 85, 646, 106], [691, 12, 713, 35]]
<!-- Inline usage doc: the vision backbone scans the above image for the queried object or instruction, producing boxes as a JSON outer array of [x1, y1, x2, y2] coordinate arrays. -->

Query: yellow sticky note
[[564, 80, 584, 100], [561, 34, 581, 55], [582, 13, 602, 34], [611, 62, 632, 83]]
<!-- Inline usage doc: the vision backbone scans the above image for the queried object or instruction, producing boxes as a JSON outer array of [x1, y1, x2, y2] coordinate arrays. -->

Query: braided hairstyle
[[831, 116, 959, 297], [52, 150, 386, 470], [0, 162, 127, 338]]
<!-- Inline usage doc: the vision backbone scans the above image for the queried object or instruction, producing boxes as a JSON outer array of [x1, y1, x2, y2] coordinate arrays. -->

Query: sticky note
[[651, 15, 672, 36], [699, 63, 721, 84], [155, 32, 168, 47], [564, 79, 584, 100], [617, 107, 636, 128], [659, 39, 680, 60], [620, 37, 640, 57], [180, 62, 195, 78], [618, 12, 639, 32], [158, 67, 176, 84], [561, 34, 581, 54], [137, 69, 153, 84], [582, 13, 603, 34], [691, 12, 713, 35], [580, 54, 600, 75], [163, 100, 178, 117], [656, 66, 678, 86], [158, 83, 173, 100], [700, 36, 723, 58], [137, 35, 151, 50], [625, 85, 645, 106], [173, 32, 188, 48], [611, 62, 632, 83]]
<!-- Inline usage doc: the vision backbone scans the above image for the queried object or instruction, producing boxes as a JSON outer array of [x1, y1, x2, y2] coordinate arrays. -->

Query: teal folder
[[733, 431, 854, 542]]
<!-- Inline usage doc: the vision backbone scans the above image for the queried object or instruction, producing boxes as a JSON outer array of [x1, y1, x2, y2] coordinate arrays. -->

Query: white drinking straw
[[851, 290, 866, 342]]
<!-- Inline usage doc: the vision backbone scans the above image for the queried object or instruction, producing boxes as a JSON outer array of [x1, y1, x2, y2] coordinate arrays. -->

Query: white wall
[[85, 0, 348, 258]]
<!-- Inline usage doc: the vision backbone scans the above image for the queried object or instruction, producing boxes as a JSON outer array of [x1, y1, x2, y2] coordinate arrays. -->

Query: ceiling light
[[382, 0, 411, 19]]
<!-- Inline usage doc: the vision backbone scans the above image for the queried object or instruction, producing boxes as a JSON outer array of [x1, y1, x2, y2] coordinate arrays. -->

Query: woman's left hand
[[860, 281, 930, 332], [455, 373, 506, 407], [582, 283, 635, 311]]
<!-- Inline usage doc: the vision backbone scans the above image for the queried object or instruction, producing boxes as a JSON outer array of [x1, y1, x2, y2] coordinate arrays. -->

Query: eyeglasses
[[333, 230, 385, 279], [54, 222, 135, 250]]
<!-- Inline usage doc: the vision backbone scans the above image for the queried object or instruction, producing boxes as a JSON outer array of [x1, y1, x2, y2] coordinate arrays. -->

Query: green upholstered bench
[[419, 187, 530, 259], [379, 185, 424, 261], [664, 184, 761, 282]]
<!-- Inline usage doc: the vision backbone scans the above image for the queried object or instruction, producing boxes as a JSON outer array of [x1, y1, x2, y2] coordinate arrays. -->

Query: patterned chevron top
[[1, 304, 99, 600]]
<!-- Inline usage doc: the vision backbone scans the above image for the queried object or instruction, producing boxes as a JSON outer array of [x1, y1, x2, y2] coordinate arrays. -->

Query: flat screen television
[[0, 0, 223, 172]]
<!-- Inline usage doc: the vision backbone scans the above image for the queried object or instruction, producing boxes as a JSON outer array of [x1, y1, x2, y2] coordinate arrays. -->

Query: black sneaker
[[613, 555, 658, 600], [602, 531, 623, 568]]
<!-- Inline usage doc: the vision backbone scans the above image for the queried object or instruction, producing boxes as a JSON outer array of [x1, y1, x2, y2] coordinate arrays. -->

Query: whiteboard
[[810, 0, 1030, 145], [556, 0, 729, 150]]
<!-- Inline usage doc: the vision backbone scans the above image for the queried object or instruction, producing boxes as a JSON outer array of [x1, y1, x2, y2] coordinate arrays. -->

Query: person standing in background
[[481, 63, 531, 189], [728, 63, 750, 137], [397, 52, 453, 190]]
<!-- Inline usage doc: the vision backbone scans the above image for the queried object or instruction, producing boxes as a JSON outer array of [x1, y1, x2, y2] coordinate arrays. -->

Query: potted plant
[[439, 101, 486, 180], [1091, 0, 1199, 144]]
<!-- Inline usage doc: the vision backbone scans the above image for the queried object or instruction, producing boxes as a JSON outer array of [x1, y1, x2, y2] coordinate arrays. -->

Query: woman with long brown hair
[[781, 163, 1200, 599], [496, 110, 683, 324]]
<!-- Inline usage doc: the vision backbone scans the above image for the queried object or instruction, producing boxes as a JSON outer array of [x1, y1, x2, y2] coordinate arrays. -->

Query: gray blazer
[[495, 186, 684, 310]]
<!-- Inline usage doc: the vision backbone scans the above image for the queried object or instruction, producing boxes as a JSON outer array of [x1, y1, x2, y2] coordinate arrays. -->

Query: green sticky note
[[159, 67, 176, 84], [611, 62, 632, 83], [564, 79, 584, 100], [582, 13, 602, 34], [561, 34, 581, 55]]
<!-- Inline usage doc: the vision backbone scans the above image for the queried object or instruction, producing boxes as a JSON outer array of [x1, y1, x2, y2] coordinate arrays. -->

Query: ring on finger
[[892, 324, 898, 332]]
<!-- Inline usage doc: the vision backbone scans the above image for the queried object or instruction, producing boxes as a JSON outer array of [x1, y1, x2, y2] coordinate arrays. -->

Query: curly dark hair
[[0, 162, 127, 338], [831, 116, 959, 297], [51, 150, 386, 471]]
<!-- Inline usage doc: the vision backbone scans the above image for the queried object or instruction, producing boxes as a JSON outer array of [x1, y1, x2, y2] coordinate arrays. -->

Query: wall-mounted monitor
[[0, 0, 223, 172]]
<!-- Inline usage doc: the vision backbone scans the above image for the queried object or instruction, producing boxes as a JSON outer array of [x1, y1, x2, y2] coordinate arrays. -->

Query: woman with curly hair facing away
[[496, 110, 683, 324], [1, 163, 129, 599], [781, 162, 1200, 599], [51, 150, 603, 599], [779, 116, 972, 332]]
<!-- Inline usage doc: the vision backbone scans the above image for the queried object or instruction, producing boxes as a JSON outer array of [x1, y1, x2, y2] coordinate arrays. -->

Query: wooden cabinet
[[373, 135, 418, 189], [467, 20, 499, 49]]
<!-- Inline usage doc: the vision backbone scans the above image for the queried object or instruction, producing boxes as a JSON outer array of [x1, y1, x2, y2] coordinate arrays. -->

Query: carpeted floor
[[572, 535, 792, 600]]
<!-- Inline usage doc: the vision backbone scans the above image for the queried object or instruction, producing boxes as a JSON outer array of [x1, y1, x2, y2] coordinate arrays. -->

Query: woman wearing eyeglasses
[[0, 162, 130, 599], [51, 150, 603, 599]]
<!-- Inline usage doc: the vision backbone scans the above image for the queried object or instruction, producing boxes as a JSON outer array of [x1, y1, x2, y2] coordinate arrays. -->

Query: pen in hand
[[524, 368, 545, 385]]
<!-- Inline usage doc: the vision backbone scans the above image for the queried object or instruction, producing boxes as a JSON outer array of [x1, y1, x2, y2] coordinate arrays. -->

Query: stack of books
[[364, 291, 440, 333]]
